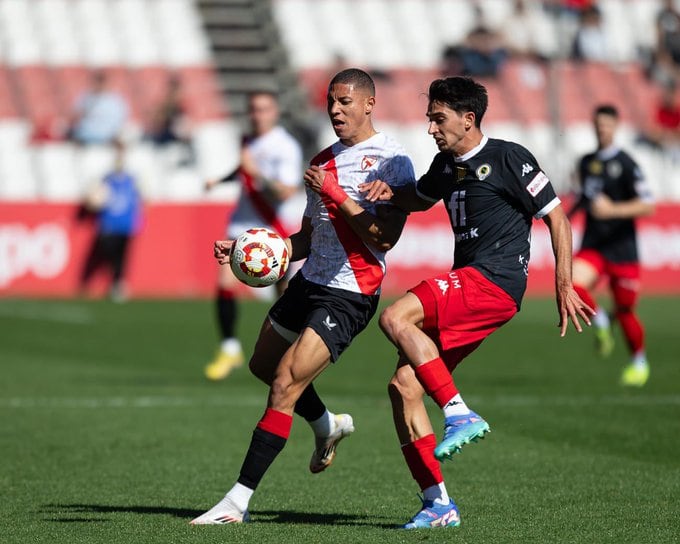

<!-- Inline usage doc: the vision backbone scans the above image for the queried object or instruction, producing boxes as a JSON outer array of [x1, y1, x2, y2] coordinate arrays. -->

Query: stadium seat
[[35, 143, 80, 201]]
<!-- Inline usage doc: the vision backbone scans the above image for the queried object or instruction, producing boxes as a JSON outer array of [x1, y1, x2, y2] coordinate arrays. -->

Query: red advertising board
[[1, 202, 679, 298]]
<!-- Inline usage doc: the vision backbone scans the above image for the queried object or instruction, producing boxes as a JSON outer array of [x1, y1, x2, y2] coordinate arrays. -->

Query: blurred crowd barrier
[[1, 201, 679, 298]]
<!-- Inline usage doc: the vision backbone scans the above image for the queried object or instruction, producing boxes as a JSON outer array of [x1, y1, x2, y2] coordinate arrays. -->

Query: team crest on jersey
[[607, 160, 622, 178], [361, 156, 377, 170], [476, 164, 491, 180], [588, 160, 603, 175]]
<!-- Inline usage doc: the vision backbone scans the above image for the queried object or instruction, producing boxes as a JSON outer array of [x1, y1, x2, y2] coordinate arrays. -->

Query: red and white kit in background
[[301, 132, 415, 295], [228, 125, 303, 238]]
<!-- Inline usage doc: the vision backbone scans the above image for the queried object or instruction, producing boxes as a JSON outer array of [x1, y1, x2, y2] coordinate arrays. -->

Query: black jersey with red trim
[[416, 137, 560, 308], [575, 147, 652, 263]]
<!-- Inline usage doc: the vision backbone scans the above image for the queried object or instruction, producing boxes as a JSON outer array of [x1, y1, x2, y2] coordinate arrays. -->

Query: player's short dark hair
[[329, 68, 376, 96], [594, 104, 619, 118], [427, 77, 488, 127], [248, 90, 278, 102]]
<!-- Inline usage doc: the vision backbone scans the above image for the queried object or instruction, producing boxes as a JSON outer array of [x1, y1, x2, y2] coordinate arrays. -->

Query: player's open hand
[[359, 180, 394, 202], [556, 284, 595, 337], [214, 240, 234, 265]]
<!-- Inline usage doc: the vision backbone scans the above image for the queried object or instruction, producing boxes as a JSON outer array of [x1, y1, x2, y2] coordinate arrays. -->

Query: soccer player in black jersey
[[569, 105, 655, 386], [362, 76, 593, 529]]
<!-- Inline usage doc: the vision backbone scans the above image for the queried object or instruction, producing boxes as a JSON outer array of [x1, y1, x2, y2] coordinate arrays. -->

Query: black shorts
[[268, 272, 380, 362]]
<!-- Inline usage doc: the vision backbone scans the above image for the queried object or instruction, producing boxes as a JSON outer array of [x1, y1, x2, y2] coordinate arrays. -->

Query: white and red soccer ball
[[230, 228, 289, 288]]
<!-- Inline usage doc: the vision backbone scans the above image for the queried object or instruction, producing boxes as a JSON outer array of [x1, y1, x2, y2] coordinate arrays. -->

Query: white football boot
[[309, 413, 355, 474], [190, 495, 249, 525]]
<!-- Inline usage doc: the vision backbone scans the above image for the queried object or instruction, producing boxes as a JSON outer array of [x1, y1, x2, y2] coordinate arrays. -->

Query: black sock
[[294, 383, 326, 422], [217, 295, 237, 339], [237, 428, 287, 490]]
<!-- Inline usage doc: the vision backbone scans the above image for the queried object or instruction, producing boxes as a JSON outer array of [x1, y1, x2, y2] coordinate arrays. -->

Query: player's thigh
[[573, 257, 600, 289], [380, 292, 425, 331], [250, 317, 293, 383], [275, 327, 331, 389], [608, 263, 641, 310]]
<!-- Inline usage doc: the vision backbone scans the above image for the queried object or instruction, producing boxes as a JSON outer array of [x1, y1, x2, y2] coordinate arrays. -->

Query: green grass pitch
[[1, 296, 679, 543]]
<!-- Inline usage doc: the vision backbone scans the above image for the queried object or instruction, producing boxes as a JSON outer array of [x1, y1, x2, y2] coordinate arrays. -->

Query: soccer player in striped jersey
[[362, 76, 594, 529], [191, 69, 416, 524]]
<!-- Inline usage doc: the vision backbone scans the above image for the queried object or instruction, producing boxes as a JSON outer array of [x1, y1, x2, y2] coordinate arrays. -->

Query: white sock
[[442, 393, 470, 418], [220, 338, 242, 355], [632, 350, 648, 368], [423, 482, 450, 506], [225, 482, 253, 513], [593, 309, 610, 329], [309, 409, 334, 437]]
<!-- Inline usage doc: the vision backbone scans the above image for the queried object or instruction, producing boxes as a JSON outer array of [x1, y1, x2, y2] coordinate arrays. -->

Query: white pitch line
[[0, 303, 94, 324], [1, 394, 679, 410]]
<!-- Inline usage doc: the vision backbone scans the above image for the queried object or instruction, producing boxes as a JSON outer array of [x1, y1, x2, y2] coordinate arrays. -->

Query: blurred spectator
[[502, 0, 558, 61], [442, 22, 508, 78], [145, 73, 194, 164], [69, 70, 129, 146], [80, 140, 144, 302], [571, 5, 609, 62], [637, 80, 680, 159], [647, 0, 680, 86]]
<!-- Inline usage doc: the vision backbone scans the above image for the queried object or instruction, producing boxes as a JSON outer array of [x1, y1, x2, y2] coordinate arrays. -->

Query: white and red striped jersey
[[301, 132, 415, 295]]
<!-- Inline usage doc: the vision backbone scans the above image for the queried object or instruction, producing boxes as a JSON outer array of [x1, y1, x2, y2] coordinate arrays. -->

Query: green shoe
[[595, 326, 614, 358], [620, 363, 649, 387]]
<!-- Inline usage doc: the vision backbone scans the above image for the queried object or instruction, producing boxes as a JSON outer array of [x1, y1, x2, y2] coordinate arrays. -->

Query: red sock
[[257, 408, 293, 439], [574, 284, 597, 311], [401, 434, 442, 490], [617, 310, 644, 354], [414, 358, 458, 408], [218, 287, 235, 300]]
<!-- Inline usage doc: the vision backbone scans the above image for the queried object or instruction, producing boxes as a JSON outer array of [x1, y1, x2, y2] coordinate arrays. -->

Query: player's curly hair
[[330, 68, 376, 96], [428, 77, 488, 127]]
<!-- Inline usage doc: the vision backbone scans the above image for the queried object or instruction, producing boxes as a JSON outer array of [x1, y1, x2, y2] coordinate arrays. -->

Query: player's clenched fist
[[214, 240, 234, 265]]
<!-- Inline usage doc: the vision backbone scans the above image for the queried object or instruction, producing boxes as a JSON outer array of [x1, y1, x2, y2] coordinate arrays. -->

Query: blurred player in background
[[569, 104, 655, 386], [204, 91, 303, 381], [80, 139, 144, 302], [191, 68, 415, 524], [362, 76, 593, 529]]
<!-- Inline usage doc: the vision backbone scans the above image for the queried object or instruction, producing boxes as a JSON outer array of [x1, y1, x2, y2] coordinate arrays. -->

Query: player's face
[[427, 101, 473, 156], [327, 83, 375, 146], [593, 113, 617, 149], [249, 94, 279, 136]]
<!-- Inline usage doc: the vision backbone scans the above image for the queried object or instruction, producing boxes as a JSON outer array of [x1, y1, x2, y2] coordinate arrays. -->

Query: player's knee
[[270, 374, 295, 403], [379, 305, 402, 341], [615, 303, 634, 317]]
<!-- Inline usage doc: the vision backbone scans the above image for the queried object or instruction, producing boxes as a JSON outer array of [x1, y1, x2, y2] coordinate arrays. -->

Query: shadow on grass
[[41, 504, 397, 528]]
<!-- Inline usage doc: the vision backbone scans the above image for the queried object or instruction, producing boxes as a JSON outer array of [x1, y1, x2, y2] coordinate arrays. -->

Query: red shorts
[[409, 267, 517, 371], [575, 248, 640, 307]]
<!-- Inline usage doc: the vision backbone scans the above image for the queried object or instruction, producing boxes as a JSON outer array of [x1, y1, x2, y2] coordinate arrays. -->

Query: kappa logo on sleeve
[[526, 171, 550, 197]]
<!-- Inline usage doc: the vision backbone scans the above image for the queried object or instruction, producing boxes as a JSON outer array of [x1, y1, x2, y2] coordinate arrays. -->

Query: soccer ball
[[230, 228, 290, 288]]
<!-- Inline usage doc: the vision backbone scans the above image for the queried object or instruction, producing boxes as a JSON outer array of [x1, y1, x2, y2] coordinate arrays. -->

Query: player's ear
[[365, 96, 375, 115], [464, 112, 475, 130]]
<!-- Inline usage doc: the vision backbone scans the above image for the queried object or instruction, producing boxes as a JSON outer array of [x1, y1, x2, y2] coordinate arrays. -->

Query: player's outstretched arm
[[542, 205, 595, 336], [359, 180, 432, 212]]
